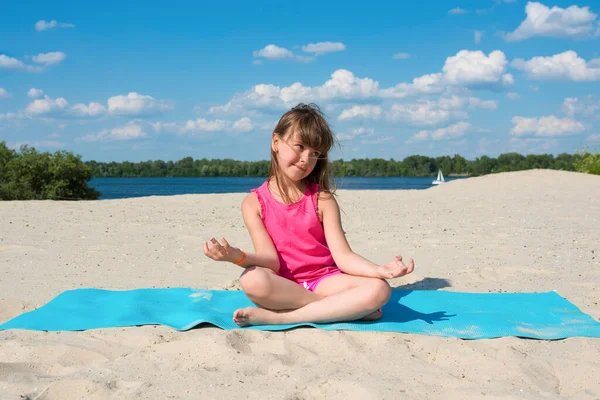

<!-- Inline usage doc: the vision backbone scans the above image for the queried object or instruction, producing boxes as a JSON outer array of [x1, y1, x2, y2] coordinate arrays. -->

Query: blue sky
[[1, 0, 599, 162]]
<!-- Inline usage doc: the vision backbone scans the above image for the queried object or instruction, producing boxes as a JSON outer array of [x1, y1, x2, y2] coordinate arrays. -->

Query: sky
[[1, 0, 599, 162]]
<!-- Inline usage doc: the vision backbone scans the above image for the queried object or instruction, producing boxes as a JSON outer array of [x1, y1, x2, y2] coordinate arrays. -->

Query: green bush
[[573, 149, 600, 176], [0, 141, 100, 200]]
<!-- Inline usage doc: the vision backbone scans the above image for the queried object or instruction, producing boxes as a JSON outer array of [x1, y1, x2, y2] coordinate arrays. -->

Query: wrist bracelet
[[233, 250, 247, 265]]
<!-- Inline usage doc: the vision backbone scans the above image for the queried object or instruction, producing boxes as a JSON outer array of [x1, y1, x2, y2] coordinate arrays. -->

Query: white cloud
[[301, 42, 346, 56], [254, 42, 345, 62], [0, 88, 10, 99], [338, 105, 382, 120], [27, 88, 44, 98], [32, 51, 66, 66], [561, 96, 599, 117], [506, 92, 520, 100], [449, 7, 468, 15], [253, 44, 294, 59], [442, 50, 512, 88], [317, 70, 381, 99], [231, 117, 253, 132], [586, 134, 600, 142], [35, 20, 75, 32], [151, 122, 178, 133], [107, 92, 175, 116], [511, 115, 586, 137], [210, 69, 380, 112], [26, 95, 69, 114], [184, 118, 229, 132], [505, 2, 598, 41], [431, 121, 472, 140], [388, 96, 495, 126], [70, 102, 106, 117], [512, 51, 600, 82], [474, 30, 484, 44], [390, 101, 458, 126], [211, 50, 513, 115], [0, 54, 41, 72], [361, 136, 393, 145], [338, 127, 375, 141], [461, 96, 497, 110], [81, 122, 147, 142], [382, 50, 513, 98], [409, 121, 472, 141], [207, 102, 247, 116], [24, 95, 107, 118], [0, 112, 26, 121], [151, 117, 258, 135], [393, 52, 411, 60], [410, 130, 430, 142]]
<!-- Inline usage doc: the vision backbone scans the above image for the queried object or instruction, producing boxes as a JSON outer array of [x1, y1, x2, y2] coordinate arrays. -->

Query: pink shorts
[[299, 270, 343, 292]]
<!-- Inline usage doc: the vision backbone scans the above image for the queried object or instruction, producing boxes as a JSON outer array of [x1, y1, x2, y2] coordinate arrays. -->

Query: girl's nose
[[299, 151, 310, 161]]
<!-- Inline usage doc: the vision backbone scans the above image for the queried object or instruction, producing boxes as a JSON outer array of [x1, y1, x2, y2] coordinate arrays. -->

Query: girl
[[203, 103, 415, 327]]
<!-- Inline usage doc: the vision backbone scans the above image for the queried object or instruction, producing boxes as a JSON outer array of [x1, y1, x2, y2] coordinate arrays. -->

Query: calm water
[[90, 176, 465, 200]]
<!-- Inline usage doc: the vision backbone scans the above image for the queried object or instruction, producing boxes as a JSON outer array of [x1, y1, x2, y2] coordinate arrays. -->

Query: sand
[[1, 169, 599, 399]]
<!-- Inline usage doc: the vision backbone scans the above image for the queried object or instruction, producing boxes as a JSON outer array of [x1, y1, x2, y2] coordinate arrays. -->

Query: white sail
[[432, 169, 445, 185]]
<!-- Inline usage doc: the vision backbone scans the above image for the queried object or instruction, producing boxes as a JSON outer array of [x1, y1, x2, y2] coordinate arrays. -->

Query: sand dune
[[1, 170, 599, 399]]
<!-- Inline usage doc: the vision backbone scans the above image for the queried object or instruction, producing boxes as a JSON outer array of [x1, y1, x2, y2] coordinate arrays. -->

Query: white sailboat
[[432, 169, 445, 185]]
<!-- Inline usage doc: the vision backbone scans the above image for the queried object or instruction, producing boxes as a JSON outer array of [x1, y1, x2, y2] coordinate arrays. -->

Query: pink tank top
[[252, 180, 339, 283]]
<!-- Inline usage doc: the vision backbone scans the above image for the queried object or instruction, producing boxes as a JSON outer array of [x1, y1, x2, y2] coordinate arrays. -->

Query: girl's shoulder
[[315, 187, 335, 202], [242, 191, 263, 219]]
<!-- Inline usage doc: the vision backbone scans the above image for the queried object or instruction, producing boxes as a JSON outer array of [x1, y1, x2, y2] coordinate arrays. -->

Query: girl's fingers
[[211, 238, 224, 251], [221, 237, 230, 248]]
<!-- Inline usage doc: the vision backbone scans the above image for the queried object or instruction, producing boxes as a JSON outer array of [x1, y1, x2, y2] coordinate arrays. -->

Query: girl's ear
[[271, 132, 278, 152]]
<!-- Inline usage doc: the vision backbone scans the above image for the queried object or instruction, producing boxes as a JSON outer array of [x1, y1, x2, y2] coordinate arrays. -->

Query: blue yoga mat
[[1, 289, 599, 339]]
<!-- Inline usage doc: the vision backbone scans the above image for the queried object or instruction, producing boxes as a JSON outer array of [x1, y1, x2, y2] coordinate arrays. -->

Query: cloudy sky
[[1, 0, 599, 162]]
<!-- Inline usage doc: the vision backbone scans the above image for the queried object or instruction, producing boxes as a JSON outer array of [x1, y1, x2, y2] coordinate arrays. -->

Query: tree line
[[86, 153, 581, 178], [1, 141, 598, 201]]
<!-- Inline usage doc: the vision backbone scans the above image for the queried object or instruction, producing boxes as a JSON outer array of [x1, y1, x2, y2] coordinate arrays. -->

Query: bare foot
[[233, 307, 283, 327], [359, 308, 383, 321]]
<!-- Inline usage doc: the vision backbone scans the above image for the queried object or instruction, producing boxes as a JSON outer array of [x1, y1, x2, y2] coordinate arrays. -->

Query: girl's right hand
[[203, 237, 244, 263], [376, 255, 415, 279]]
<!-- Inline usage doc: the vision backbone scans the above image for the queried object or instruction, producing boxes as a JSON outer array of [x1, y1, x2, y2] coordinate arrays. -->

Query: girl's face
[[273, 131, 321, 182]]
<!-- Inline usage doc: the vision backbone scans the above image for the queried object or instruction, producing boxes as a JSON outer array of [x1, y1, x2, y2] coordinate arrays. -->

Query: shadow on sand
[[383, 277, 455, 325]]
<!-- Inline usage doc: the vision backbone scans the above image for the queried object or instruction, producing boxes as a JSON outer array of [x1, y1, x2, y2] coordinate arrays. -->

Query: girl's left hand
[[376, 256, 415, 279]]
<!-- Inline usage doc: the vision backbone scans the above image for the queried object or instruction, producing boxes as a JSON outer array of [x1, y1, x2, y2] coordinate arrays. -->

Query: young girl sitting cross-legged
[[203, 103, 415, 326]]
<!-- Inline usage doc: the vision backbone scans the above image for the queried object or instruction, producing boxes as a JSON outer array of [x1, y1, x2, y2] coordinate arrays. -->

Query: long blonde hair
[[269, 103, 338, 204]]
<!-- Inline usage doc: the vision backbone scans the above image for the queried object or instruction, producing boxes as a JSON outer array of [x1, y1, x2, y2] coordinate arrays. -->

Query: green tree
[[574, 149, 600, 175], [0, 142, 100, 200]]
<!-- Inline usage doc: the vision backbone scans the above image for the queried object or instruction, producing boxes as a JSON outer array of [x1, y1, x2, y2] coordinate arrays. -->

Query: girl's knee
[[239, 267, 273, 299], [368, 279, 391, 307]]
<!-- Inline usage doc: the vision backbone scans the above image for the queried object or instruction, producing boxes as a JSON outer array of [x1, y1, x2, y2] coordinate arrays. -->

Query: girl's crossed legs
[[234, 266, 391, 326]]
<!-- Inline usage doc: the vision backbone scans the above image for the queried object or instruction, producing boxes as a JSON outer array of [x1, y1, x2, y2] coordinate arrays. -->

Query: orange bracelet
[[233, 250, 247, 265]]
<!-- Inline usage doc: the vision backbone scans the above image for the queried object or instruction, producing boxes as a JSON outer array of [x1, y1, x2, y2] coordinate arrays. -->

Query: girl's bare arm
[[203, 193, 280, 271], [320, 193, 414, 279], [238, 193, 280, 271]]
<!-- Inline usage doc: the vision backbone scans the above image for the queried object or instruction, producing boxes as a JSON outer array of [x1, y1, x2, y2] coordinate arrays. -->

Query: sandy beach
[[1, 169, 599, 399]]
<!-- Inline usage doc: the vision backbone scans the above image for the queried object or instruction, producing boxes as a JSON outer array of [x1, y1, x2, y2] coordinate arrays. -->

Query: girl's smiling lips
[[294, 164, 306, 171]]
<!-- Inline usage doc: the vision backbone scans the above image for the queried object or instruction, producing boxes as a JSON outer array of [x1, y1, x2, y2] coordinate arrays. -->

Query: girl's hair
[[269, 103, 337, 203]]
